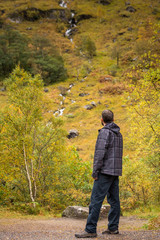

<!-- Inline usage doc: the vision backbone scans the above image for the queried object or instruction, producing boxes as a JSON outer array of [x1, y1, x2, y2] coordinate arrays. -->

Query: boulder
[[126, 6, 136, 13], [62, 205, 110, 219], [118, 31, 125, 35], [0, 87, 6, 92], [84, 104, 94, 110], [67, 129, 79, 139], [44, 88, 49, 92], [79, 93, 89, 97], [91, 101, 96, 107], [26, 27, 32, 30]]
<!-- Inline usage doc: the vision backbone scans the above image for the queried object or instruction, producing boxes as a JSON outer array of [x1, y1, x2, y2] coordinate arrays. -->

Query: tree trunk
[[23, 142, 36, 208]]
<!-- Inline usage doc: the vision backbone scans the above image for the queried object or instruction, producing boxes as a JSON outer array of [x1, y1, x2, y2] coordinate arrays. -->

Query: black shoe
[[75, 230, 97, 238], [102, 229, 119, 234]]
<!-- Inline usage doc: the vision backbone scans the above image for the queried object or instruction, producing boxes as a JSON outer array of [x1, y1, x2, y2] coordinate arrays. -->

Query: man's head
[[101, 110, 114, 125]]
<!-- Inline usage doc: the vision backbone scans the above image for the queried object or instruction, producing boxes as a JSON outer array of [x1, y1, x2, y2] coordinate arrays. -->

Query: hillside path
[[0, 216, 160, 240]]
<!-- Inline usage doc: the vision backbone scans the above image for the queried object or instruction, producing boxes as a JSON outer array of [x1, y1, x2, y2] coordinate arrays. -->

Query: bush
[[0, 28, 67, 84], [0, 66, 92, 212], [76, 36, 96, 59]]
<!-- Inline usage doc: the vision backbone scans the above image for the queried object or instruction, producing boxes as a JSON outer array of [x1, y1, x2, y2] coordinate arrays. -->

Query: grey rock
[[67, 129, 79, 139], [128, 27, 133, 31], [97, 101, 101, 105], [62, 205, 110, 219], [79, 93, 89, 97], [121, 105, 127, 108], [26, 27, 32, 30], [91, 101, 96, 107], [120, 13, 130, 18], [84, 104, 94, 110], [44, 88, 49, 92], [132, 57, 138, 61], [0, 87, 6, 92], [126, 6, 136, 13], [118, 31, 125, 35]]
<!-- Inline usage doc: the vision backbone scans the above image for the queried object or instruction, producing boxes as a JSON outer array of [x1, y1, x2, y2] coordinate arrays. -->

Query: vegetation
[[76, 35, 97, 59], [0, 28, 67, 84], [0, 0, 160, 219], [0, 66, 92, 213]]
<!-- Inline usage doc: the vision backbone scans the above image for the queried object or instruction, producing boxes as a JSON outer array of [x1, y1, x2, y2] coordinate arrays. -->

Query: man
[[75, 109, 123, 238]]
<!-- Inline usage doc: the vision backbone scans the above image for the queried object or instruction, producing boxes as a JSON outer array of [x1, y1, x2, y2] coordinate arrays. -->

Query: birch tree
[[0, 66, 66, 207]]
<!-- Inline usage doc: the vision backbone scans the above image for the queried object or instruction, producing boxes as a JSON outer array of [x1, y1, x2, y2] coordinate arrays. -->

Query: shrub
[[0, 28, 67, 84], [0, 66, 91, 211], [76, 35, 96, 59]]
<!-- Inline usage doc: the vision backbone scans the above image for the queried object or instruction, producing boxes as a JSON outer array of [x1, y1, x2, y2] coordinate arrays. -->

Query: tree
[[0, 66, 91, 210], [0, 29, 67, 84], [76, 35, 96, 59], [30, 35, 67, 84], [122, 61, 160, 207], [0, 27, 31, 79]]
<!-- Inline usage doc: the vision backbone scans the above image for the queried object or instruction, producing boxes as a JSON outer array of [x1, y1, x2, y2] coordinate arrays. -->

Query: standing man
[[75, 110, 123, 238]]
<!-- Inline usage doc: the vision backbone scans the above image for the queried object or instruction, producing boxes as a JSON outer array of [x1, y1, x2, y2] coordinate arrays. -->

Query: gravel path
[[0, 216, 160, 240]]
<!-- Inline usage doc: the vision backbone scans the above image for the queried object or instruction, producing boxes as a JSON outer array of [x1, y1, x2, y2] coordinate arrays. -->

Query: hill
[[0, 0, 160, 215], [1, 0, 159, 160]]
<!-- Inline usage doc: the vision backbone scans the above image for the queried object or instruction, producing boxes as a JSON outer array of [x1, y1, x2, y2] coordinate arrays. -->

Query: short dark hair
[[102, 110, 114, 123]]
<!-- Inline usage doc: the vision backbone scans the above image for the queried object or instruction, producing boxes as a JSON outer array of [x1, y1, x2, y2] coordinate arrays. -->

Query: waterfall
[[59, 1, 77, 42]]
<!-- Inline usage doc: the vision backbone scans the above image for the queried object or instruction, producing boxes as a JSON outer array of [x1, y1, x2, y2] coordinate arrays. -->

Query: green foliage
[[76, 36, 96, 59], [34, 55, 67, 85], [0, 66, 92, 212], [147, 215, 160, 230], [0, 28, 67, 84], [121, 58, 160, 209], [0, 27, 31, 79]]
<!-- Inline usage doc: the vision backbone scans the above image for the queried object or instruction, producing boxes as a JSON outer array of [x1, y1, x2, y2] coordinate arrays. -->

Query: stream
[[59, 0, 77, 42], [54, 1, 78, 116], [54, 83, 75, 117]]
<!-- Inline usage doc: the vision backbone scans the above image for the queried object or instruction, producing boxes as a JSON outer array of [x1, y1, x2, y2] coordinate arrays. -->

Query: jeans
[[85, 173, 120, 233]]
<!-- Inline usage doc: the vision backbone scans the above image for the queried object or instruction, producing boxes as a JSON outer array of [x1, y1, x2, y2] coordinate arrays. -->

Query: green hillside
[[0, 0, 158, 159], [0, 0, 160, 219]]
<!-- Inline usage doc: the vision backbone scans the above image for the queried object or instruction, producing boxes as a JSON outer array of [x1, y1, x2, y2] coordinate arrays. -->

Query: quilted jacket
[[92, 122, 123, 179]]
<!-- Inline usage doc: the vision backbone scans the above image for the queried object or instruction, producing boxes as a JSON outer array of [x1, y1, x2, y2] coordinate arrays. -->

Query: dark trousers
[[85, 173, 120, 233]]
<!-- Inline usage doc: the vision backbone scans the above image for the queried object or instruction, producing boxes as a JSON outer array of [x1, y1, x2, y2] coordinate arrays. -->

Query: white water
[[59, 0, 67, 8], [59, 1, 76, 42], [65, 29, 72, 37], [54, 108, 65, 116], [54, 83, 75, 116], [8, 18, 21, 23]]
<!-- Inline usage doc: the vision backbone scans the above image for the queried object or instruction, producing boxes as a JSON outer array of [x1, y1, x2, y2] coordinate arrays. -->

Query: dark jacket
[[92, 122, 123, 179]]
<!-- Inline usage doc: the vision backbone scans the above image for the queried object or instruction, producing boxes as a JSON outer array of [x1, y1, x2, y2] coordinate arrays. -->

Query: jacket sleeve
[[92, 129, 109, 179]]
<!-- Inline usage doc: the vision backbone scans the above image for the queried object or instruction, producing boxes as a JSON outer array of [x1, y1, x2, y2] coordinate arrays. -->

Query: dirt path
[[0, 216, 159, 240]]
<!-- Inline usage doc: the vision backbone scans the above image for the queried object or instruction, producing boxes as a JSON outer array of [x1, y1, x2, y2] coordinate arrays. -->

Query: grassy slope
[[0, 0, 159, 162]]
